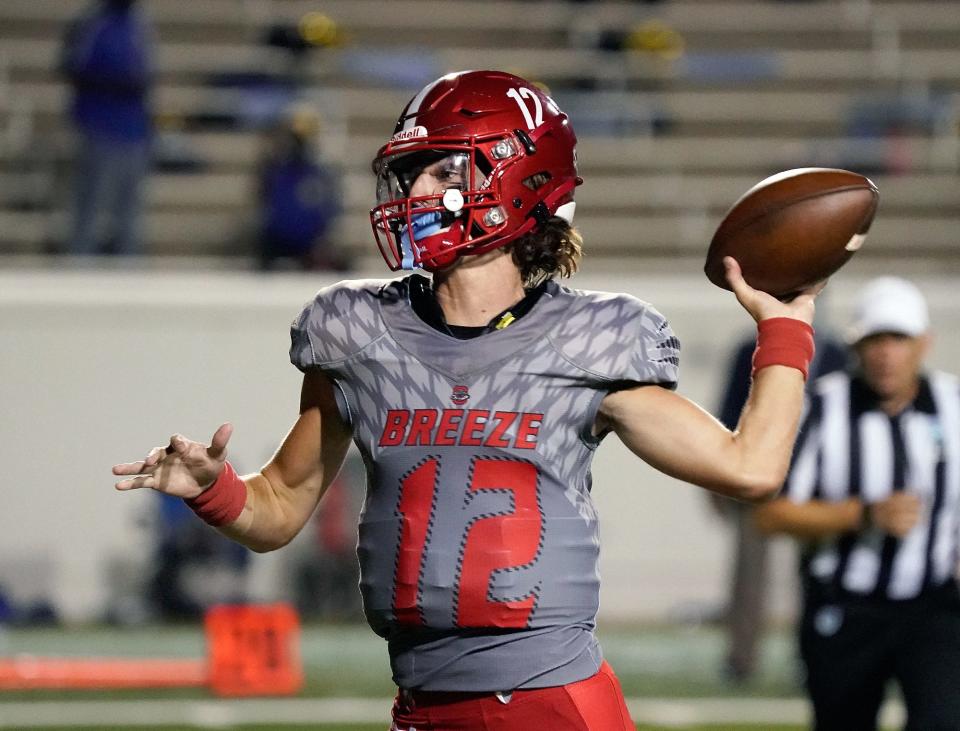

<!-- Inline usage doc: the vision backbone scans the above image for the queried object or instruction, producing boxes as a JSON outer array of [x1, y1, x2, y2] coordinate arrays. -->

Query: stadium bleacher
[[0, 0, 958, 270]]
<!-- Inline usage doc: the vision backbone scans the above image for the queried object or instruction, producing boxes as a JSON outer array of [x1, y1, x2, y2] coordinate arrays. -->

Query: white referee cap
[[847, 276, 929, 344]]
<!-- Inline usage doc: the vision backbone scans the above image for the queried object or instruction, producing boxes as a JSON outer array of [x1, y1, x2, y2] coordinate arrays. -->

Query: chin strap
[[532, 177, 579, 226], [529, 202, 551, 226]]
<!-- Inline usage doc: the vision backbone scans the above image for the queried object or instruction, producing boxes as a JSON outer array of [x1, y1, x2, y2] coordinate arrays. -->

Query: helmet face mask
[[370, 70, 581, 272], [374, 149, 480, 269], [376, 149, 470, 201]]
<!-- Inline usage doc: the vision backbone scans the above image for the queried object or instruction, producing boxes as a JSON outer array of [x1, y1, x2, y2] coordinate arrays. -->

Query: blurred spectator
[[263, 11, 346, 91], [61, 0, 154, 256], [0, 584, 58, 626], [265, 11, 345, 58], [711, 324, 846, 682], [562, 17, 677, 135], [257, 108, 347, 272], [200, 13, 347, 133], [597, 20, 685, 59], [150, 494, 251, 620], [845, 91, 952, 175]]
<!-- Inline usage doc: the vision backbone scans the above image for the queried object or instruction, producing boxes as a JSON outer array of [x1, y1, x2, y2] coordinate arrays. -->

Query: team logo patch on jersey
[[451, 385, 470, 405]]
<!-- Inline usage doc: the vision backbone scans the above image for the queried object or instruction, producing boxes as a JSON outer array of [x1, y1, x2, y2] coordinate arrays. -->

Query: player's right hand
[[723, 256, 823, 326], [112, 423, 233, 499]]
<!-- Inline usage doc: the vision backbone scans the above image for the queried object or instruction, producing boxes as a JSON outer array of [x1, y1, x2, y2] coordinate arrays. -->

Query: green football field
[[0, 622, 802, 698], [0, 623, 902, 729]]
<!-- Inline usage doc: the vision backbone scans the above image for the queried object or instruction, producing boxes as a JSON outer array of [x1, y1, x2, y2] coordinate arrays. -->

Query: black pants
[[800, 583, 960, 731]]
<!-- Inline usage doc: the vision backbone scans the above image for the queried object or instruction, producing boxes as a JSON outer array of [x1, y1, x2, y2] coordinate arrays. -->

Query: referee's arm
[[754, 496, 863, 539], [756, 493, 921, 540]]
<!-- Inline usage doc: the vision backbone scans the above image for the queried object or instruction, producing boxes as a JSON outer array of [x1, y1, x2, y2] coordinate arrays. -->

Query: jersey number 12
[[392, 456, 542, 629]]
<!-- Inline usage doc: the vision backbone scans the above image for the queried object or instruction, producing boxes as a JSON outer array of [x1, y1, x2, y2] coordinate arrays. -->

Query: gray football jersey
[[290, 276, 680, 691]]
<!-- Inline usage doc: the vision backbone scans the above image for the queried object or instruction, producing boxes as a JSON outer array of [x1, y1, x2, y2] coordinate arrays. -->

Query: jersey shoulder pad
[[550, 287, 680, 388], [290, 278, 394, 370]]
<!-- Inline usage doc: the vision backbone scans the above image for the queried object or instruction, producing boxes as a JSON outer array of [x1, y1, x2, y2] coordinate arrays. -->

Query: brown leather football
[[704, 168, 879, 298]]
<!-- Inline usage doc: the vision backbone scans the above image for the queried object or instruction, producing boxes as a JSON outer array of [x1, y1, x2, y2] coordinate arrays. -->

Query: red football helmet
[[370, 70, 582, 271]]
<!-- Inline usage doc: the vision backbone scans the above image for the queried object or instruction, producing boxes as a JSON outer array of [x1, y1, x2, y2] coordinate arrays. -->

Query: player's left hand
[[724, 256, 824, 326]]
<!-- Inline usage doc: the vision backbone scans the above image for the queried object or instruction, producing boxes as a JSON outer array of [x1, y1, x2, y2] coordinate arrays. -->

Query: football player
[[113, 70, 821, 730]]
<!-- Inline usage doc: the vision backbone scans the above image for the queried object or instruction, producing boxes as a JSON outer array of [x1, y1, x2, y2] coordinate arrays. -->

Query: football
[[704, 168, 880, 298]]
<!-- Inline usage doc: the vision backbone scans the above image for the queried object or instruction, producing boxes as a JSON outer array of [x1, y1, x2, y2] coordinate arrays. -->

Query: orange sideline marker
[[206, 603, 303, 696], [0, 657, 206, 690]]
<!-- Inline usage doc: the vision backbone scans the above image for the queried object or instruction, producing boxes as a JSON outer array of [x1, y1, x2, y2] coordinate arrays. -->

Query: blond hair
[[510, 217, 583, 288]]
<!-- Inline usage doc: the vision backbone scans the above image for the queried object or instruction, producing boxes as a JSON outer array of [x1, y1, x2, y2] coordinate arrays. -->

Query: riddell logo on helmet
[[391, 126, 427, 142]]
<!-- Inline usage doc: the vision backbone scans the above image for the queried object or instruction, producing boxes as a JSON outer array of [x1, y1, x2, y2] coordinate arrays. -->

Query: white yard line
[[0, 697, 906, 728]]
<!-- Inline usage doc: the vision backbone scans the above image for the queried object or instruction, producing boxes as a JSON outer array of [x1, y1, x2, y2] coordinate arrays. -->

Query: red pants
[[390, 661, 633, 730]]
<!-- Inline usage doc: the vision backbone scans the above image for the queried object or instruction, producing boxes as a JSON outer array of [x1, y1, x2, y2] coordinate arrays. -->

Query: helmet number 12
[[506, 87, 544, 131]]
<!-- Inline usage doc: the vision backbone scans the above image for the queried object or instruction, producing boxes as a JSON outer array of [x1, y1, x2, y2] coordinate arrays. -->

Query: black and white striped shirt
[[784, 370, 960, 600]]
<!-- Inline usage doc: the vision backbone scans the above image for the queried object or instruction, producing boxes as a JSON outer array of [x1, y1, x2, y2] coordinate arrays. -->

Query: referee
[[756, 277, 960, 731]]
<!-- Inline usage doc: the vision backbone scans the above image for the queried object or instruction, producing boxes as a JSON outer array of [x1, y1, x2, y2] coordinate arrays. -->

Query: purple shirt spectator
[[63, 0, 153, 143]]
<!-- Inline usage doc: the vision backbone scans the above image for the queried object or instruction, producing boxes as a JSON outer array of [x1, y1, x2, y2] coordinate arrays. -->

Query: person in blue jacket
[[62, 0, 153, 255]]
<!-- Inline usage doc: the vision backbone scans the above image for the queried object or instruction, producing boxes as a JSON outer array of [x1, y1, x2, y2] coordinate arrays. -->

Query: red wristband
[[752, 317, 815, 380], [184, 461, 246, 527]]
